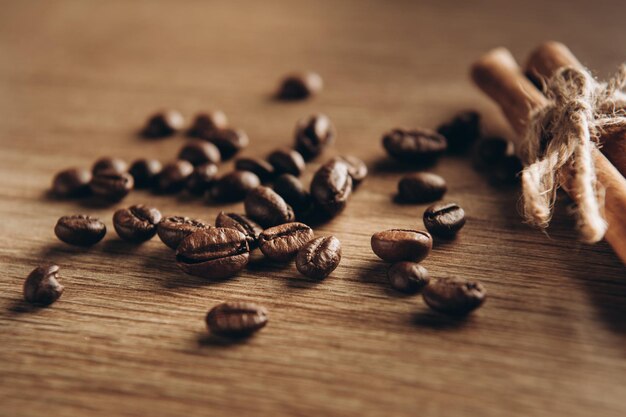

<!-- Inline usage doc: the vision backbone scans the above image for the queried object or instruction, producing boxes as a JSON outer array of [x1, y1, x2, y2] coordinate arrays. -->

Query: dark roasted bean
[[215, 212, 263, 250], [23, 265, 64, 306], [206, 301, 268, 337], [90, 170, 134, 202], [202, 128, 249, 160], [258, 222, 314, 262], [387, 262, 430, 294], [272, 174, 313, 216], [437, 111, 481, 153], [92, 157, 128, 175], [294, 114, 335, 160], [208, 171, 260, 202], [155, 160, 194, 194], [244, 186, 295, 227], [423, 278, 486, 315], [129, 159, 162, 189], [423, 202, 466, 238], [310, 160, 352, 216], [52, 168, 92, 198], [267, 148, 305, 177], [472, 136, 514, 172], [329, 155, 368, 186], [235, 157, 275, 182], [186, 163, 219, 195], [296, 236, 341, 279], [142, 109, 184, 138], [397, 172, 447, 203], [382, 128, 447, 164], [371, 229, 432, 263], [188, 111, 228, 137], [157, 216, 210, 250], [491, 155, 523, 185], [113, 205, 162, 242], [54, 215, 106, 246], [276, 72, 323, 100], [178, 140, 221, 166]]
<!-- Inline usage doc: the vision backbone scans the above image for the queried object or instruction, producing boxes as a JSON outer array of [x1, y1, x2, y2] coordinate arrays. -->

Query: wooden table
[[2, 1, 625, 416]]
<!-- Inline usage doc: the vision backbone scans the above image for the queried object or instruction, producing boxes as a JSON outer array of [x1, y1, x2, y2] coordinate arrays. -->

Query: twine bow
[[521, 64, 626, 243]]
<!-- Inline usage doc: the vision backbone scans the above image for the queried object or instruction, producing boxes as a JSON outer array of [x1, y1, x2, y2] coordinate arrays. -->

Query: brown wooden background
[[1, 1, 626, 416]]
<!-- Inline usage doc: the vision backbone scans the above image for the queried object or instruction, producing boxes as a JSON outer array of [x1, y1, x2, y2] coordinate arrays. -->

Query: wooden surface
[[1, 1, 626, 416]]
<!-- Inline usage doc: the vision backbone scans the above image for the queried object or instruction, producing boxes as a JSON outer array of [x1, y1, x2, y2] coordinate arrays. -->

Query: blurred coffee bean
[[329, 155, 368, 186], [52, 168, 92, 198], [272, 174, 313, 216], [188, 111, 228, 137], [382, 128, 447, 164], [142, 109, 184, 138], [178, 140, 221, 166], [397, 172, 447, 203], [491, 155, 523, 185], [90, 170, 134, 202], [208, 171, 260, 202], [267, 148, 305, 177], [202, 128, 249, 160], [23, 265, 64, 306], [92, 157, 128, 175], [387, 262, 430, 294], [206, 301, 268, 337], [294, 114, 335, 160], [235, 157, 275, 182], [437, 111, 481, 153], [186, 163, 219, 195], [422, 278, 486, 316], [129, 159, 162, 189], [310, 160, 352, 217], [244, 186, 295, 227], [472, 136, 515, 171], [155, 160, 194, 194], [276, 72, 323, 100]]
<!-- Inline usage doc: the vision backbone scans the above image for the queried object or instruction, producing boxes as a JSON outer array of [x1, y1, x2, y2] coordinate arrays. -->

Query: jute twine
[[521, 65, 626, 243]]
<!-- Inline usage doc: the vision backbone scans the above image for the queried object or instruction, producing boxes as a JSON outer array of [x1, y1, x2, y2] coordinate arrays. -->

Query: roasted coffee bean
[[202, 128, 249, 160], [472, 136, 514, 171], [206, 301, 268, 337], [382, 128, 447, 164], [142, 109, 184, 138], [23, 265, 64, 306], [235, 158, 275, 182], [208, 171, 260, 202], [129, 159, 162, 189], [294, 114, 335, 160], [397, 172, 447, 203], [310, 160, 353, 216], [387, 262, 430, 294], [176, 228, 249, 279], [188, 111, 228, 137], [92, 157, 128, 175], [276, 72, 323, 100], [258, 222, 314, 262], [155, 160, 194, 194], [52, 168, 92, 198], [244, 186, 295, 227], [215, 212, 263, 250], [54, 215, 106, 246], [296, 236, 341, 279], [371, 229, 432, 263], [267, 148, 305, 177], [437, 111, 481, 153], [90, 170, 134, 202], [113, 205, 162, 242], [491, 155, 523, 185], [422, 278, 486, 315], [178, 140, 221, 166], [186, 163, 219, 195], [329, 155, 368, 186], [272, 174, 312, 216], [423, 202, 466, 238], [157, 216, 211, 250]]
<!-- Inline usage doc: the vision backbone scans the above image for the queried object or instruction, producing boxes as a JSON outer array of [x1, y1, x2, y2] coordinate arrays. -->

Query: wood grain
[[1, 1, 626, 416]]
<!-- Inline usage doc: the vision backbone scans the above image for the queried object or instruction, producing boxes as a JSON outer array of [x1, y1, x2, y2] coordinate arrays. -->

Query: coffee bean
[[472, 136, 514, 171], [92, 157, 128, 175], [178, 140, 221, 166], [272, 174, 312, 216], [329, 155, 368, 186], [382, 128, 447, 164], [294, 114, 335, 160], [176, 228, 249, 279], [186, 163, 219, 195], [491, 155, 523, 185], [258, 222, 314, 261], [276, 72, 323, 100], [129, 159, 162, 189], [206, 301, 268, 337], [208, 171, 260, 202], [310, 160, 353, 216], [55, 215, 106, 246], [188, 111, 228, 137], [244, 186, 295, 227], [235, 158, 275, 182], [422, 278, 486, 315], [296, 236, 341, 279], [52, 168, 92, 198], [142, 109, 184, 138], [23, 265, 64, 306], [113, 205, 162, 242], [90, 170, 134, 202], [155, 160, 194, 194], [437, 111, 481, 153], [397, 172, 447, 203], [267, 148, 305, 177], [387, 262, 430, 294], [157, 216, 211, 250], [423, 202, 466, 238], [371, 229, 432, 263], [215, 212, 263, 250], [202, 128, 249, 160]]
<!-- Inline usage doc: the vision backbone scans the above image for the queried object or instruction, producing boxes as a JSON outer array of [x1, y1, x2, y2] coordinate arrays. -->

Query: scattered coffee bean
[[178, 140, 221, 166], [215, 212, 263, 250], [90, 170, 134, 202], [157, 216, 211, 250], [423, 202, 466, 238], [382, 128, 447, 164], [397, 172, 447, 203], [330, 155, 368, 186], [437, 111, 481, 153], [208, 170, 261, 202], [113, 205, 162, 242], [23, 265, 64, 306], [272, 174, 313, 216], [422, 278, 486, 315], [387, 262, 430, 294], [92, 157, 128, 175], [472, 136, 514, 171], [296, 236, 341, 279], [267, 148, 306, 177], [188, 111, 228, 137], [176, 228, 249, 279], [54, 215, 106, 246], [259, 222, 314, 262], [206, 301, 268, 337], [129, 159, 162, 189], [202, 128, 249, 160], [142, 109, 184, 138], [52, 168, 92, 198], [294, 114, 335, 160], [276, 72, 323, 100], [310, 159, 353, 217], [186, 163, 219, 195], [235, 157, 275, 182], [244, 186, 295, 227], [491, 155, 523, 185], [155, 160, 194, 194], [371, 229, 432, 263]]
